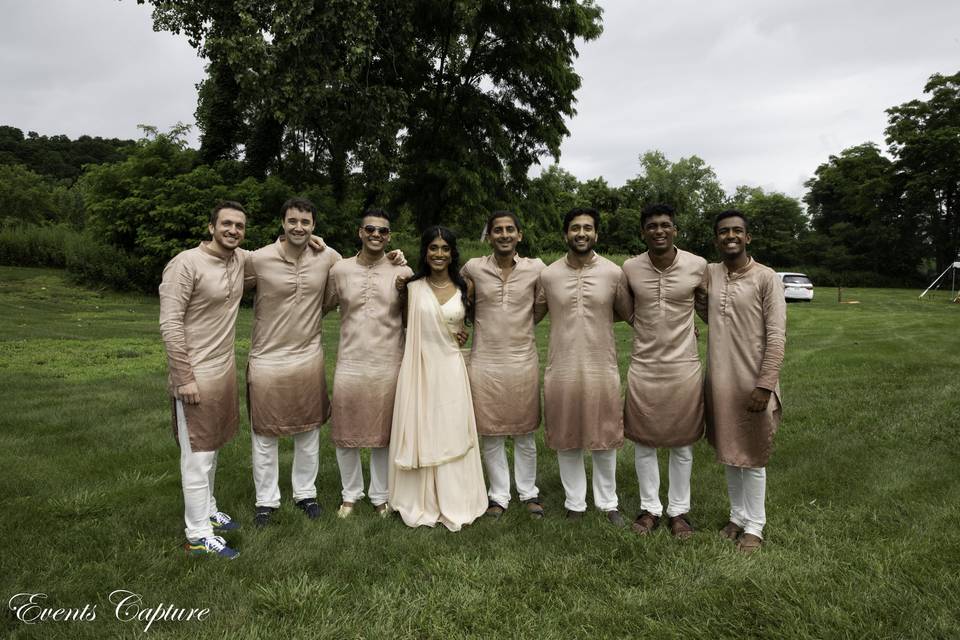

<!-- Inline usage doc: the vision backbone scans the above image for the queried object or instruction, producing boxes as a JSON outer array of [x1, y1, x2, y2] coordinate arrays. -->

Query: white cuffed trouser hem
[[482, 434, 540, 509], [177, 400, 218, 541], [336, 447, 390, 505], [635, 444, 694, 518], [252, 428, 319, 508], [725, 465, 766, 538], [557, 448, 618, 512]]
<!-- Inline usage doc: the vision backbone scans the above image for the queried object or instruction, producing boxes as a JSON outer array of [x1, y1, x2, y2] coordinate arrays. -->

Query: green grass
[[2, 266, 959, 639]]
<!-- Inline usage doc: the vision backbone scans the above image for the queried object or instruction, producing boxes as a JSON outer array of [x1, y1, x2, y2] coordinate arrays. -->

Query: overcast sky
[[2, 0, 959, 199]]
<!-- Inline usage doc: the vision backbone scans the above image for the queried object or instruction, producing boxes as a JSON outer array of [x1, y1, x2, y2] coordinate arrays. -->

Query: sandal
[[522, 497, 545, 519], [485, 501, 506, 519], [719, 521, 745, 541], [737, 533, 762, 554], [669, 513, 694, 540], [631, 510, 660, 535]]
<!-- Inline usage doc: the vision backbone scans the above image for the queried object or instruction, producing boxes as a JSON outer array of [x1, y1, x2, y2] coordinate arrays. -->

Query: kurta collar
[[273, 237, 310, 264], [356, 251, 387, 268], [644, 247, 679, 273], [486, 253, 520, 270], [725, 256, 755, 279], [199, 241, 235, 263], [564, 252, 599, 270]]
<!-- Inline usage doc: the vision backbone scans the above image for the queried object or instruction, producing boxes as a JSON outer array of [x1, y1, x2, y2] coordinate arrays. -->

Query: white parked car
[[777, 272, 814, 302]]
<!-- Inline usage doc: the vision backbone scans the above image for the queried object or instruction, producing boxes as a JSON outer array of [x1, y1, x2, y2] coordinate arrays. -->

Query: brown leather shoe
[[668, 513, 694, 540], [737, 533, 762, 554], [631, 510, 660, 535], [719, 521, 744, 540]]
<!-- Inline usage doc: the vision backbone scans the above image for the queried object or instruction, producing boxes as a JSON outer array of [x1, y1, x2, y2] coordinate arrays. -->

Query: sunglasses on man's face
[[363, 225, 390, 235]]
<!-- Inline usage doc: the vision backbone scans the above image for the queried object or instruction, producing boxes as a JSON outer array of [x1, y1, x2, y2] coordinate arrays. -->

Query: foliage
[[885, 71, 960, 274], [0, 164, 58, 226], [730, 186, 810, 267], [78, 126, 313, 288], [0, 224, 142, 290], [137, 0, 603, 232], [803, 143, 911, 277], [0, 125, 135, 182], [518, 165, 580, 254]]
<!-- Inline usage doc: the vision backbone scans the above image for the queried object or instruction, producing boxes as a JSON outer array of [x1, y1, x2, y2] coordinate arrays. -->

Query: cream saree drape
[[388, 280, 487, 531]]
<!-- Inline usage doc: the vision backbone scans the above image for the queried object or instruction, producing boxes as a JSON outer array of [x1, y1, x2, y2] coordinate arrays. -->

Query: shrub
[[0, 223, 142, 290]]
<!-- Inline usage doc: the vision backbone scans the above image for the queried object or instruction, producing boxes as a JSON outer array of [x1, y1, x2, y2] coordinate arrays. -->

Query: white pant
[[634, 444, 693, 518], [251, 428, 319, 508], [481, 434, 539, 509], [335, 446, 389, 506], [176, 400, 219, 541], [725, 465, 766, 538], [556, 448, 618, 512]]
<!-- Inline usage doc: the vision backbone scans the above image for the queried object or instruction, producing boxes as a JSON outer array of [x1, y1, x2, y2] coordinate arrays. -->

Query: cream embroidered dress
[[388, 280, 487, 531]]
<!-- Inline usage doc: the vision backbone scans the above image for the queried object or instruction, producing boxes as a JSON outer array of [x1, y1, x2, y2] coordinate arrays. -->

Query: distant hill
[[0, 125, 136, 182]]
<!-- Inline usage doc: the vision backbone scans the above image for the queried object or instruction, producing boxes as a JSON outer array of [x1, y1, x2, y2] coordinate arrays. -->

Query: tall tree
[[137, 0, 603, 228], [886, 71, 960, 274], [803, 143, 914, 276]]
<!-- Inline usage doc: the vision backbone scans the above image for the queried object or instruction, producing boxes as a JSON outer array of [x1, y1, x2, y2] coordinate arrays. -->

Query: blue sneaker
[[210, 511, 240, 533], [184, 535, 239, 559]]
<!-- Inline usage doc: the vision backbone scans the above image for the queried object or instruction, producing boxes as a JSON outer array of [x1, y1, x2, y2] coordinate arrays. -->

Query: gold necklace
[[427, 278, 452, 289]]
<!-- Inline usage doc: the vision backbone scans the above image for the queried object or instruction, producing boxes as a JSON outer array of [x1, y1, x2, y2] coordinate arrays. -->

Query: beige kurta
[[461, 254, 546, 436], [703, 258, 786, 467], [245, 241, 341, 437], [326, 256, 413, 447], [388, 280, 487, 531], [535, 253, 631, 451], [159, 242, 245, 452], [622, 249, 707, 448]]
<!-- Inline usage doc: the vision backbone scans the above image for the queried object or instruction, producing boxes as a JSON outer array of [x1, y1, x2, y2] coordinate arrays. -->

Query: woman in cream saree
[[388, 227, 487, 531]]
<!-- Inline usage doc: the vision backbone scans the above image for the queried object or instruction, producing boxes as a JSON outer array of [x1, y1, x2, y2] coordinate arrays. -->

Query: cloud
[[2, 0, 958, 201], [0, 0, 205, 144], [550, 0, 960, 198]]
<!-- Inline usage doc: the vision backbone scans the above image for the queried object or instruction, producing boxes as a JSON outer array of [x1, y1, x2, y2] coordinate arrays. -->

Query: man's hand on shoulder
[[176, 382, 201, 405], [386, 249, 407, 266], [747, 387, 772, 412], [309, 235, 326, 251]]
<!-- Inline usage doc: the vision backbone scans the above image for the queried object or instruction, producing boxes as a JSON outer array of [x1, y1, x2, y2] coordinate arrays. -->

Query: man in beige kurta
[[702, 209, 786, 553], [245, 197, 341, 526], [325, 209, 412, 518], [159, 200, 248, 559], [622, 204, 707, 539], [535, 208, 632, 524], [462, 211, 546, 518]]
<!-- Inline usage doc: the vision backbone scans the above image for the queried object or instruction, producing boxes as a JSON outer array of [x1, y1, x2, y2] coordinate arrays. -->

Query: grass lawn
[[2, 265, 959, 639]]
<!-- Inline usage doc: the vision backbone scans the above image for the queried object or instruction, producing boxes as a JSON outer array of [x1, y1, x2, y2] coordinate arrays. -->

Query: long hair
[[407, 226, 471, 319]]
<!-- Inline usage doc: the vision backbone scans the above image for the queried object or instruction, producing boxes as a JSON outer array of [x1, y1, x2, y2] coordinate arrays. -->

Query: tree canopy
[[137, 0, 603, 231]]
